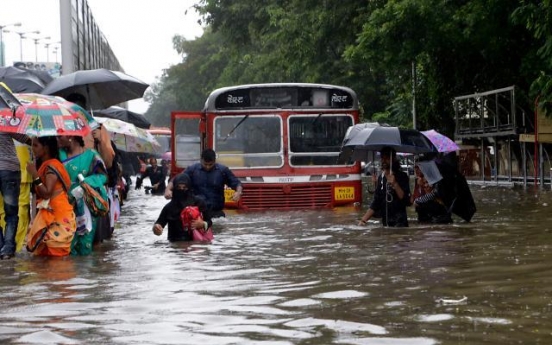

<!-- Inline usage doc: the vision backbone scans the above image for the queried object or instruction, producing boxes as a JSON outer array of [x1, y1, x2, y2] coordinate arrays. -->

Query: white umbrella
[[95, 117, 161, 154]]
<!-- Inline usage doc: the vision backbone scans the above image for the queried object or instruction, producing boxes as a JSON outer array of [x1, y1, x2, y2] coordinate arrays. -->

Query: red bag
[[180, 206, 214, 242]]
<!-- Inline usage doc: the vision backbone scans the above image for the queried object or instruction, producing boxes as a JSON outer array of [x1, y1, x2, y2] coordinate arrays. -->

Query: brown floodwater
[[1, 185, 552, 344]]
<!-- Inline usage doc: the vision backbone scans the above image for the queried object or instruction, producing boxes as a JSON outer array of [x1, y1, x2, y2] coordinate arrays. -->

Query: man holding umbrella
[[358, 147, 411, 227]]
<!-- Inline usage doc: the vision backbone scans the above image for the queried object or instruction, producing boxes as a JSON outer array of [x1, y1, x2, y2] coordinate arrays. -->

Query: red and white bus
[[170, 83, 362, 210], [147, 127, 171, 155]]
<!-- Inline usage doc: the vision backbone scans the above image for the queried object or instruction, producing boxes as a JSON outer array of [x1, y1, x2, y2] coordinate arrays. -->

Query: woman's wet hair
[[380, 147, 401, 172], [73, 136, 85, 147], [36, 136, 60, 168]]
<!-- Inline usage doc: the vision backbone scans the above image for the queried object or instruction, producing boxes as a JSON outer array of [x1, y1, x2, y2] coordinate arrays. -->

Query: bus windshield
[[213, 113, 353, 168], [289, 114, 353, 166], [214, 115, 283, 168]]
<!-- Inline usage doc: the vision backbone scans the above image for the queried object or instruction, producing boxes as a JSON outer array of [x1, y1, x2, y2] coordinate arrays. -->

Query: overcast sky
[[0, 0, 204, 112]]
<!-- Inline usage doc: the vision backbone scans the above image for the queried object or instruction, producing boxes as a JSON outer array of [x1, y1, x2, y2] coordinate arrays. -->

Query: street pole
[[412, 61, 417, 130], [19, 33, 23, 61], [53, 47, 59, 63], [0, 29, 3, 66], [0, 22, 22, 66], [15, 30, 40, 62], [44, 43, 50, 63], [33, 36, 51, 62]]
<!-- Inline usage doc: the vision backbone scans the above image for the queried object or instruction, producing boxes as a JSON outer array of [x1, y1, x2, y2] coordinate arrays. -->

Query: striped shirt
[[414, 189, 438, 204], [0, 133, 28, 171]]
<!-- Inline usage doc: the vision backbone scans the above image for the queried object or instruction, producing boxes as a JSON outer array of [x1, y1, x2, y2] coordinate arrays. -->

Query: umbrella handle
[[390, 151, 394, 176], [10, 103, 19, 118]]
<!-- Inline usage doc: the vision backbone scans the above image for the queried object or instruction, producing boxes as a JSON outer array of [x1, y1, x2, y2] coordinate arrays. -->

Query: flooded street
[[1, 185, 552, 344]]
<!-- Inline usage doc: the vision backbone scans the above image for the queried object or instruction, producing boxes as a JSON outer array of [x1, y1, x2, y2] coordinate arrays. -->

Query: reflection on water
[[1, 186, 552, 344]]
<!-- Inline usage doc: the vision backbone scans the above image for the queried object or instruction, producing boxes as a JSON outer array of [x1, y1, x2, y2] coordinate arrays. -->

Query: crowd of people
[[0, 127, 244, 259], [358, 146, 475, 227], [1, 113, 471, 259], [0, 80, 248, 259]]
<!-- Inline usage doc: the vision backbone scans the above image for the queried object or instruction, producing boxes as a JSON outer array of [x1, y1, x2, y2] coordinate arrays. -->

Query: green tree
[[145, 28, 229, 126], [151, 0, 546, 137], [345, 0, 536, 134], [195, 0, 372, 84], [513, 0, 552, 114]]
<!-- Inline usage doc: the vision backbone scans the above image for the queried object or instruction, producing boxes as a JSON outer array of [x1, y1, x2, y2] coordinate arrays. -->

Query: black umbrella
[[338, 123, 437, 163], [41, 68, 149, 109], [0, 82, 22, 109], [23, 68, 54, 85], [0, 84, 21, 111], [93, 106, 151, 129], [0, 66, 46, 93], [433, 156, 477, 222]]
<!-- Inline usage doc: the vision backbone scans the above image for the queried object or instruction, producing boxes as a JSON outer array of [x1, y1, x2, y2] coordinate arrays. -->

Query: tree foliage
[[144, 0, 552, 136], [512, 0, 552, 113]]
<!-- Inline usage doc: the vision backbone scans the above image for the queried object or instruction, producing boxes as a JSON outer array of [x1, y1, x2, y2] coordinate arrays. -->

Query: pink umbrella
[[421, 129, 459, 153], [161, 151, 171, 160]]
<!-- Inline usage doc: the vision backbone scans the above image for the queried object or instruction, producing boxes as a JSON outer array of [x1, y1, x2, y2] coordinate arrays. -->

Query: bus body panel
[[147, 127, 171, 155], [171, 84, 362, 210]]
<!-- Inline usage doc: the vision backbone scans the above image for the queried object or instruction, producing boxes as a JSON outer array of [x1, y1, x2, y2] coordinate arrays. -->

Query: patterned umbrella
[[421, 129, 459, 153], [0, 93, 97, 137], [17, 93, 98, 128], [95, 117, 161, 153]]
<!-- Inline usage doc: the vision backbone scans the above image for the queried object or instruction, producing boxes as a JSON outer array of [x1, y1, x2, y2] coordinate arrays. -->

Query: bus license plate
[[335, 187, 355, 200], [224, 189, 235, 202]]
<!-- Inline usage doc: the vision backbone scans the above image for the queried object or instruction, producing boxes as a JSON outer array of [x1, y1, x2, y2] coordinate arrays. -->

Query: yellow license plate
[[335, 187, 355, 200], [224, 189, 235, 202]]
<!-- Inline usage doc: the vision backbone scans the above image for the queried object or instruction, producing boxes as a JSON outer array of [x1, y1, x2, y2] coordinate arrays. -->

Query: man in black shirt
[[358, 147, 411, 227], [135, 158, 167, 195]]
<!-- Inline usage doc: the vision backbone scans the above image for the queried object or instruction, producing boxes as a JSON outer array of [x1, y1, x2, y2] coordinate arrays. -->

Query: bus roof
[[204, 83, 358, 111], [148, 127, 171, 135]]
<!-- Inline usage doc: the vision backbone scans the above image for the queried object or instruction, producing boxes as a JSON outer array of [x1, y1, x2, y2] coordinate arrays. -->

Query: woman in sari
[[91, 125, 121, 240], [57, 135, 108, 256], [26, 136, 76, 256]]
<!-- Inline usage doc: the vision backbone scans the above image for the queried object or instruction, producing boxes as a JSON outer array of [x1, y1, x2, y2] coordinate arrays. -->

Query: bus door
[[171, 111, 204, 177]]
